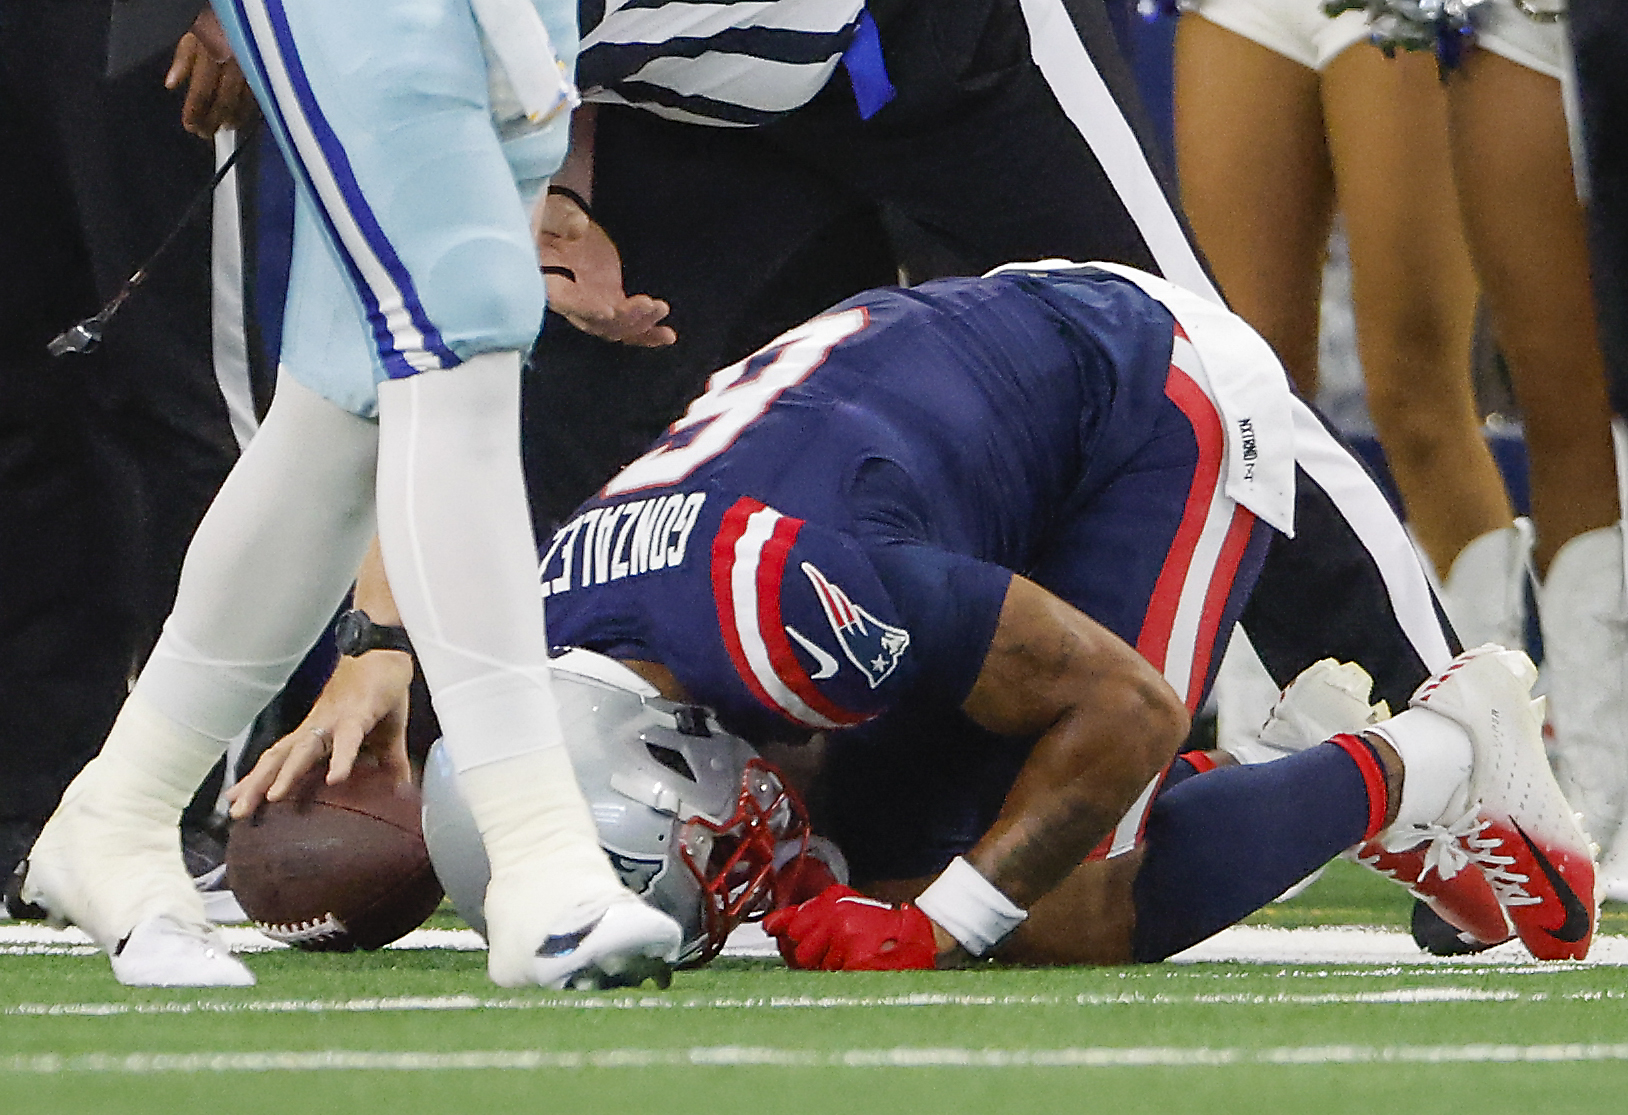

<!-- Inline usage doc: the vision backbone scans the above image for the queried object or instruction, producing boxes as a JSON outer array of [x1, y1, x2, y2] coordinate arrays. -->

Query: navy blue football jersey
[[542, 267, 1181, 741]]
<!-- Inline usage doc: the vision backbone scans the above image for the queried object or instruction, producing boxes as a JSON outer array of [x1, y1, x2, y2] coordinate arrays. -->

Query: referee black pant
[[0, 0, 249, 872]]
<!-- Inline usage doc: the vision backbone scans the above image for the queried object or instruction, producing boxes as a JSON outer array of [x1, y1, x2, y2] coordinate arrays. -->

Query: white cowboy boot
[[1539, 523, 1628, 897], [1441, 519, 1536, 654]]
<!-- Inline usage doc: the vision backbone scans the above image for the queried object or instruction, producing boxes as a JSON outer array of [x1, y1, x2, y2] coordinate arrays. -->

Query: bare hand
[[535, 191, 677, 347], [226, 651, 415, 819], [165, 10, 253, 138]]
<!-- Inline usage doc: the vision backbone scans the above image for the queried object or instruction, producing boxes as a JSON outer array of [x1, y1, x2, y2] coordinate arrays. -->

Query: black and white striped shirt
[[577, 0, 869, 127]]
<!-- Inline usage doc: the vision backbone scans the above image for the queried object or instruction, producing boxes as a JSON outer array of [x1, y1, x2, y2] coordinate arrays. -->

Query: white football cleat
[[523, 899, 681, 991], [109, 916, 254, 987], [17, 692, 231, 979], [21, 770, 213, 957], [1411, 645, 1599, 960], [1252, 662, 1510, 944]]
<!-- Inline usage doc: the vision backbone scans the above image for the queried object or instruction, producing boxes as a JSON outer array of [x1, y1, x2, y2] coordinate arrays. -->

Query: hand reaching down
[[534, 188, 677, 348], [226, 650, 414, 819]]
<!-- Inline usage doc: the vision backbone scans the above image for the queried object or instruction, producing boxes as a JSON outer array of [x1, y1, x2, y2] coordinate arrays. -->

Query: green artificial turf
[[4, 860, 1628, 1114]]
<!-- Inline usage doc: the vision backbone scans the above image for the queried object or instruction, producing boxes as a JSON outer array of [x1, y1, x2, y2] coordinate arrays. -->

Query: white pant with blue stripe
[[213, 0, 575, 415]]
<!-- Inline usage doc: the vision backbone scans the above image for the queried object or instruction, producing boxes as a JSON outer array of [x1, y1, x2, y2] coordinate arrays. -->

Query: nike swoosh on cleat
[[537, 915, 604, 959], [1511, 820, 1592, 944]]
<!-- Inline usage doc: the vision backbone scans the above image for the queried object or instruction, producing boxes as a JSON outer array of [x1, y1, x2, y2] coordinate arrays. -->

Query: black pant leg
[[1570, 0, 1628, 416], [1242, 400, 1461, 711], [34, 2, 238, 658], [0, 11, 126, 856], [0, 1, 235, 864]]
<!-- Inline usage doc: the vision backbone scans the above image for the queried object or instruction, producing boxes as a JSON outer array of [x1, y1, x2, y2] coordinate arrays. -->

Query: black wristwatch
[[334, 609, 413, 658]]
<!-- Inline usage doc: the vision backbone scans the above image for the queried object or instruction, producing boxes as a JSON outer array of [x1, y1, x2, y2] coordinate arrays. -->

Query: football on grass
[[226, 761, 444, 951]]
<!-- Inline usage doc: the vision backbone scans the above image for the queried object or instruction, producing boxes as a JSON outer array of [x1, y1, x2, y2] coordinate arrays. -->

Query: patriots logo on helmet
[[801, 562, 909, 689]]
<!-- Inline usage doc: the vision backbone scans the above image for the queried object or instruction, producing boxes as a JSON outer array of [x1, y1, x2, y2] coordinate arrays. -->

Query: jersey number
[[602, 309, 870, 497]]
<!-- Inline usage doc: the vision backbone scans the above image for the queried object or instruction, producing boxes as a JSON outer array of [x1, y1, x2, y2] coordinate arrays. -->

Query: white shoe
[[1411, 645, 1599, 959], [1539, 524, 1628, 857], [1251, 658, 1389, 761], [1441, 519, 1536, 653], [108, 916, 254, 987], [523, 899, 681, 990], [21, 767, 210, 954]]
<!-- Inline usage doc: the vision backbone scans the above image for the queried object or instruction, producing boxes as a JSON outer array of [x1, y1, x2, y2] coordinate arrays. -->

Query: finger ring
[[308, 726, 333, 753]]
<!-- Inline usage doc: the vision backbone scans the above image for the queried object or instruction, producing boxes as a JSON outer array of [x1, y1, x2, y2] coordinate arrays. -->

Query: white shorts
[[1475, 0, 1567, 81], [1192, 0, 1370, 71]]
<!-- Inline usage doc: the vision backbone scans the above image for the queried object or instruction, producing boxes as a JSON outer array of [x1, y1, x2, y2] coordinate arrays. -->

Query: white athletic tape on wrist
[[913, 857, 1026, 958]]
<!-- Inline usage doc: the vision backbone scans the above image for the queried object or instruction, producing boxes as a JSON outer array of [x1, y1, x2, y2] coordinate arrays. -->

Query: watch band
[[334, 609, 414, 658]]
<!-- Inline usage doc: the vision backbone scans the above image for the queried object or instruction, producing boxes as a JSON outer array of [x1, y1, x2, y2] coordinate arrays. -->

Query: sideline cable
[[48, 119, 261, 358]]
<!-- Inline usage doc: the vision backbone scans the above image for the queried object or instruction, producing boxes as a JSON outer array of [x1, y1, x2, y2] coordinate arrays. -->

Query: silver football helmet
[[420, 650, 811, 965]]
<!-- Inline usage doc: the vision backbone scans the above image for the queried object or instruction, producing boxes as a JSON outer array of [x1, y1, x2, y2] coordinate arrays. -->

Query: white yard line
[[1170, 925, 1628, 966], [7, 1043, 1628, 1073], [6, 985, 1625, 1019], [0, 925, 482, 956], [10, 921, 1628, 965]]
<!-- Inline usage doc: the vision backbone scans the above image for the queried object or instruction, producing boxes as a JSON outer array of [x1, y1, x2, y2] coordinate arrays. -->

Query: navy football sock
[[1129, 740, 1385, 962]]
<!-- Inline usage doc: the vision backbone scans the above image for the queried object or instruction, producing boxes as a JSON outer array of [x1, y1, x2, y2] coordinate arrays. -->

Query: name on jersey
[[540, 492, 708, 599]]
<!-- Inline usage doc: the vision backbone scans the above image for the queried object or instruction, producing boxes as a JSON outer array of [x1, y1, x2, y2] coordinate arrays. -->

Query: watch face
[[334, 610, 369, 657]]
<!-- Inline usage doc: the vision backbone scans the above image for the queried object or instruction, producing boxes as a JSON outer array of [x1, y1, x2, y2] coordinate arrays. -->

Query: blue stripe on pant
[[211, 0, 576, 414]]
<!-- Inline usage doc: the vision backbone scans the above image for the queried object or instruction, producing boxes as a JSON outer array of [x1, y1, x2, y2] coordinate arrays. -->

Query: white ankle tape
[[1367, 706, 1473, 837], [913, 857, 1026, 958]]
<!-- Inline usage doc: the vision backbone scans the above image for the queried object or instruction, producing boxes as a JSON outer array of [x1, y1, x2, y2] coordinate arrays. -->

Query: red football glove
[[761, 884, 937, 971], [774, 850, 843, 908]]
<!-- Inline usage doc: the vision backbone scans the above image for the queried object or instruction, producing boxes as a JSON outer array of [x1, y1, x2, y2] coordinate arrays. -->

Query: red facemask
[[678, 758, 810, 963]]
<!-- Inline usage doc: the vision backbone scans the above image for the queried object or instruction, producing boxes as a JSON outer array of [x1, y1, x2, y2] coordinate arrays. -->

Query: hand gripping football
[[226, 762, 444, 951]]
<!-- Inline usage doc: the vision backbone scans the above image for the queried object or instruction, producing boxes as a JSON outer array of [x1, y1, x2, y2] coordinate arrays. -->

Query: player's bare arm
[[958, 576, 1190, 914], [227, 540, 413, 818], [765, 574, 1193, 970]]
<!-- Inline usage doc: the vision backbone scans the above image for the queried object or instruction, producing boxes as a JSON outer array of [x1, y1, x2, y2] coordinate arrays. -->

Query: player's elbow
[[1103, 668, 1189, 786]]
